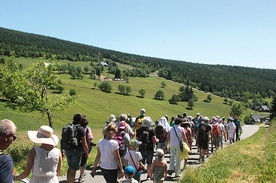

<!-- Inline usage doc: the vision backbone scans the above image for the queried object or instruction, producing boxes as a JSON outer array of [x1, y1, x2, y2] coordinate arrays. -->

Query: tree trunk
[[46, 109, 53, 128]]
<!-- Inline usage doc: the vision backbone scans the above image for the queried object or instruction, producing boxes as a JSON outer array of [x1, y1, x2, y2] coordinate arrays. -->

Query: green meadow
[[1, 57, 267, 175], [2, 57, 256, 131]]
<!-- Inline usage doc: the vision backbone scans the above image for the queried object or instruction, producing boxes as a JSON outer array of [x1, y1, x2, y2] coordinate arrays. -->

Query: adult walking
[[136, 117, 159, 180], [197, 117, 211, 162], [63, 113, 89, 183], [234, 116, 241, 141], [78, 115, 93, 182], [0, 119, 17, 183], [14, 125, 62, 183], [227, 117, 236, 144], [165, 117, 187, 178], [155, 116, 170, 150], [91, 123, 124, 183]]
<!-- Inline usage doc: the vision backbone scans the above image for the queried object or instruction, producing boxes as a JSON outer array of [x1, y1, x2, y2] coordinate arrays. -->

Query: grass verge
[[181, 121, 276, 183]]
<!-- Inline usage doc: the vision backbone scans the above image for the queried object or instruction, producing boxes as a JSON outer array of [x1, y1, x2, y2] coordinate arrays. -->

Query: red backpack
[[212, 124, 220, 136]]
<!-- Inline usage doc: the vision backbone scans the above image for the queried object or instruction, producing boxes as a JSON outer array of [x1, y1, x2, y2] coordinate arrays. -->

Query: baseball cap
[[156, 148, 164, 156], [130, 139, 142, 147], [125, 166, 135, 174]]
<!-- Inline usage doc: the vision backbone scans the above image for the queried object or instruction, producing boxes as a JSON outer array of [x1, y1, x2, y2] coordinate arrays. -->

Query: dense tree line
[[1, 27, 276, 105]]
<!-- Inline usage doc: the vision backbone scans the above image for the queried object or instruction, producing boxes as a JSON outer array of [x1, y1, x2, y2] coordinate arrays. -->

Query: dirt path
[[58, 125, 260, 183]]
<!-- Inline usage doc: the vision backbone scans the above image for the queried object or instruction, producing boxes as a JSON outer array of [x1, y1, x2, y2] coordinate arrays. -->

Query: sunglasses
[[8, 133, 17, 141]]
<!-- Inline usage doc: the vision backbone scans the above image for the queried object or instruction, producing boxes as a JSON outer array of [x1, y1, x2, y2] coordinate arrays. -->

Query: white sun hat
[[28, 125, 59, 146]]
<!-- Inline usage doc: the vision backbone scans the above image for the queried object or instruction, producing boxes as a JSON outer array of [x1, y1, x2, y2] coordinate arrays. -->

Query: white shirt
[[98, 138, 119, 170], [169, 125, 184, 147]]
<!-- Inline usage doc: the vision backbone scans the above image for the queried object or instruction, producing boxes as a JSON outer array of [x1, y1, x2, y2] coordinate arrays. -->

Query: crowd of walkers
[[0, 108, 242, 183], [90, 109, 242, 183]]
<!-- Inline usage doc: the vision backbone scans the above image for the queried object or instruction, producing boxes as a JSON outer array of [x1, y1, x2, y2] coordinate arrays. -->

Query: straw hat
[[28, 125, 59, 146]]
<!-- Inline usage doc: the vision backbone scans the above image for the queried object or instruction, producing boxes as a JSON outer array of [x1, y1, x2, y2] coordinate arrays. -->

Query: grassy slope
[[182, 122, 276, 183], [1, 57, 250, 130]]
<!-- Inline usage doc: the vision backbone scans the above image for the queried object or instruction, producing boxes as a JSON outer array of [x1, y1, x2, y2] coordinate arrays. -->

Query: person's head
[[164, 115, 168, 121], [170, 116, 175, 122], [81, 115, 89, 127], [73, 113, 82, 124], [103, 123, 117, 139], [140, 108, 146, 116], [181, 120, 189, 128], [142, 117, 150, 128], [108, 114, 116, 123], [119, 114, 127, 122], [174, 117, 182, 125], [124, 165, 135, 178], [156, 148, 164, 160], [228, 117, 234, 122], [203, 117, 209, 123], [118, 121, 126, 132], [28, 125, 58, 146], [129, 139, 142, 150], [183, 112, 187, 118], [0, 119, 17, 150]]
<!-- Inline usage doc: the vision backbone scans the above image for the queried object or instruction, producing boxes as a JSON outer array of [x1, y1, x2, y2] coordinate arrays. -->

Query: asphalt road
[[58, 125, 260, 183]]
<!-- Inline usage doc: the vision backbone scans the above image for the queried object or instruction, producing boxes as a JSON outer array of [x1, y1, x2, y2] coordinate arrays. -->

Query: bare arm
[[16, 148, 35, 180], [57, 150, 62, 176], [152, 135, 159, 144], [165, 131, 170, 147], [182, 130, 187, 142], [91, 147, 101, 177], [114, 149, 124, 173], [81, 136, 89, 157]]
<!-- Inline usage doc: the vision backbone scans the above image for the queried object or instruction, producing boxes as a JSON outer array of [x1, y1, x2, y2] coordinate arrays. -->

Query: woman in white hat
[[14, 125, 62, 183]]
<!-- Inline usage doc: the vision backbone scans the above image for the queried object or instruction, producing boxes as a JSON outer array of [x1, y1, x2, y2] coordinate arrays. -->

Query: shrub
[[69, 88, 77, 96]]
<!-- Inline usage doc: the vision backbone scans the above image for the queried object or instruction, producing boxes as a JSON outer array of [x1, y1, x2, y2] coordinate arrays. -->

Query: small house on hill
[[99, 62, 108, 66], [251, 114, 268, 123], [254, 105, 270, 112], [259, 105, 270, 112]]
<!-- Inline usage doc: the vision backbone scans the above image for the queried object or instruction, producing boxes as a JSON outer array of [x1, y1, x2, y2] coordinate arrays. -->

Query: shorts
[[139, 149, 154, 165], [65, 150, 82, 170]]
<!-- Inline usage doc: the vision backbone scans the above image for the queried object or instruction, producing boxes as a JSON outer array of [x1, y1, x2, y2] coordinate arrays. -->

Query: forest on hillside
[[1, 27, 276, 108]]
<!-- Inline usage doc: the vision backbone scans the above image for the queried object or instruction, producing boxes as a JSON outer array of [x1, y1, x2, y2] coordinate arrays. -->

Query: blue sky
[[1, 0, 275, 69]]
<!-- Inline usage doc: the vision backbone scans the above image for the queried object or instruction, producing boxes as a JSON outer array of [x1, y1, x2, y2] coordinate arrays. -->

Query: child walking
[[124, 139, 145, 183], [14, 125, 62, 183], [152, 149, 167, 183], [122, 166, 138, 183]]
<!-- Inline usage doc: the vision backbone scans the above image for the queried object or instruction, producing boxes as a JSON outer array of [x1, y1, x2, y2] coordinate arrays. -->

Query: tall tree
[[0, 59, 75, 127]]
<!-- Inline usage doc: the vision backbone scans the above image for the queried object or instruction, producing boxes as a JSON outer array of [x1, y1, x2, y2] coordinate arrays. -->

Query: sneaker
[[168, 170, 173, 175], [78, 176, 84, 182]]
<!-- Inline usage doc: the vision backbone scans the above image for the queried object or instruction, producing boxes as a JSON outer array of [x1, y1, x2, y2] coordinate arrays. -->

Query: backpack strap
[[129, 151, 138, 171], [173, 126, 182, 143]]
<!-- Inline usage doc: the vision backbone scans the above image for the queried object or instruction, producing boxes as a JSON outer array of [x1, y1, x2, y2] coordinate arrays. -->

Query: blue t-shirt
[[0, 154, 14, 183]]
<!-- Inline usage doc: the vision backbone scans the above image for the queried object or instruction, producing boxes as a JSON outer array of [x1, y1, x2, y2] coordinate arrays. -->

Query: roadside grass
[[181, 121, 276, 183]]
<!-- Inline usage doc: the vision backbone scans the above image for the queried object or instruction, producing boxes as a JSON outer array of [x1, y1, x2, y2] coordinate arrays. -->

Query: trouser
[[101, 168, 118, 183], [169, 146, 182, 176]]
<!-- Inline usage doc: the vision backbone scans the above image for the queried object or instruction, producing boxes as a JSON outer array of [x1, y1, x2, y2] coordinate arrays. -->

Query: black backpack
[[198, 123, 207, 136], [60, 123, 79, 149], [139, 128, 151, 150], [155, 125, 166, 142]]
